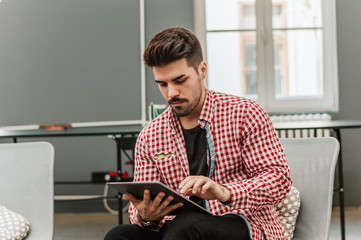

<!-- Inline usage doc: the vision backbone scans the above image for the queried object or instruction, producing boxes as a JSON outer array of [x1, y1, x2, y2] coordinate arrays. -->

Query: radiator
[[270, 113, 332, 138]]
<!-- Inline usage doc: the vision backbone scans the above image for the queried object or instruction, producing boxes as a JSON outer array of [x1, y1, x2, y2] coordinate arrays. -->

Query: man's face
[[153, 58, 207, 117]]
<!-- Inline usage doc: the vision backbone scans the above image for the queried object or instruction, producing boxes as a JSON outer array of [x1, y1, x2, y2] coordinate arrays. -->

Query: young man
[[105, 27, 292, 240]]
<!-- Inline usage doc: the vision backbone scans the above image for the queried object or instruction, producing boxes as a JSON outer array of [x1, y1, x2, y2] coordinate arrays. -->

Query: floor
[[330, 207, 361, 240], [53, 207, 361, 240], [54, 213, 119, 240]]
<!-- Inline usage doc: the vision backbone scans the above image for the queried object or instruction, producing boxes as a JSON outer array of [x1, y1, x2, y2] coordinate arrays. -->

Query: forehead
[[152, 58, 195, 81]]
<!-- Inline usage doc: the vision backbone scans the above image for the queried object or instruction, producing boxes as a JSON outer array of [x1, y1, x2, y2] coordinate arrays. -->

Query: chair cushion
[[0, 205, 30, 240], [275, 186, 301, 240]]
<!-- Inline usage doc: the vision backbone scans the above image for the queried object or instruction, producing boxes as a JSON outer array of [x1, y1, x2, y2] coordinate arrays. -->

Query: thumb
[[122, 193, 142, 205]]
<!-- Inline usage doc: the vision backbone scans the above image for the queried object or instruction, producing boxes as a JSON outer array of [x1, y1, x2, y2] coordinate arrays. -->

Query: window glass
[[272, 0, 322, 29], [242, 5, 256, 29], [202, 0, 337, 112], [207, 32, 257, 99], [273, 29, 323, 99], [206, 0, 256, 30], [244, 41, 256, 67]]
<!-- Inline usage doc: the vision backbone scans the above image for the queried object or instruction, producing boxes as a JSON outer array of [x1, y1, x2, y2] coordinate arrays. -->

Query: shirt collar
[[198, 89, 214, 128], [168, 107, 180, 135]]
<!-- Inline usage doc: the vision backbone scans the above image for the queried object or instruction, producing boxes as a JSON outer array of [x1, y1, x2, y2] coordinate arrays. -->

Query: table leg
[[335, 129, 346, 240], [118, 192, 123, 224], [113, 135, 137, 225], [116, 140, 123, 225]]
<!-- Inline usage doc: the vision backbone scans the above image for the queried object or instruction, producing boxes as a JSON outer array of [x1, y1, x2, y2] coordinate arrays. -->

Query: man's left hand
[[179, 176, 231, 202]]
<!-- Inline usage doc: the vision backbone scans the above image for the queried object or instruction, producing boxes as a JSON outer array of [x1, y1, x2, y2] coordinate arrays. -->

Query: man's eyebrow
[[155, 74, 186, 83], [171, 74, 186, 81]]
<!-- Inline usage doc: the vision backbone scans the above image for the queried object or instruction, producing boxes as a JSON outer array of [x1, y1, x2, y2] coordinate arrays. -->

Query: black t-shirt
[[182, 125, 208, 208]]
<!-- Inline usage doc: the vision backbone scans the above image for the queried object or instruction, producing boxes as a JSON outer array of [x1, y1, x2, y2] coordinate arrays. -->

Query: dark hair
[[143, 27, 203, 72]]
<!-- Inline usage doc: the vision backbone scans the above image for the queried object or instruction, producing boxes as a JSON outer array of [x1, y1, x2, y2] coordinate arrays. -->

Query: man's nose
[[168, 85, 180, 99]]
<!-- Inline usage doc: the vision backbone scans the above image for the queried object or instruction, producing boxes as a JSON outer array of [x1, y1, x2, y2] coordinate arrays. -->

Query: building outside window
[[195, 0, 338, 113]]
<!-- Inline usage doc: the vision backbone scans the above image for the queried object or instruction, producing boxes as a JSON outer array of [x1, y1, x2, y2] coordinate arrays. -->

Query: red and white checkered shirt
[[129, 90, 292, 240]]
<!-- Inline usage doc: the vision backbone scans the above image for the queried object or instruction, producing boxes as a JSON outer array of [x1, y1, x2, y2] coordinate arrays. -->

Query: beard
[[169, 99, 195, 117], [167, 75, 204, 117], [168, 89, 203, 117]]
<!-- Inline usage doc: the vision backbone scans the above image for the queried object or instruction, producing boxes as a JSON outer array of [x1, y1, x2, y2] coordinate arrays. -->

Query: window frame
[[194, 0, 339, 114]]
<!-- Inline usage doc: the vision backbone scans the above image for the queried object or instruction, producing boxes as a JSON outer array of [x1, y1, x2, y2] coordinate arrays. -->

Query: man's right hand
[[123, 189, 184, 222]]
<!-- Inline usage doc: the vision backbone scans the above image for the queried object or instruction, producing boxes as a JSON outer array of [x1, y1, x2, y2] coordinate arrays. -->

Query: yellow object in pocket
[[154, 153, 174, 159]]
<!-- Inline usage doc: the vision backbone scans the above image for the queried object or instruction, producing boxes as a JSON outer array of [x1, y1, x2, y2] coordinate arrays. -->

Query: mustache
[[168, 97, 188, 105]]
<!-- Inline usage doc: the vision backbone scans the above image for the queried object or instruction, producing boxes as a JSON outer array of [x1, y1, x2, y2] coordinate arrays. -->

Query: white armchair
[[280, 137, 339, 240], [0, 142, 54, 239]]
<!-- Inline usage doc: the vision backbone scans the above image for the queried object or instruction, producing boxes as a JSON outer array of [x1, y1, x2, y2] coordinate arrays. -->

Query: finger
[[150, 196, 175, 221], [179, 178, 197, 194], [160, 195, 174, 208], [179, 176, 200, 188], [184, 189, 194, 196], [179, 176, 192, 189], [192, 177, 208, 194], [143, 189, 151, 204], [122, 193, 139, 202], [152, 192, 166, 206], [122, 193, 143, 208], [201, 181, 213, 194], [162, 202, 184, 216]]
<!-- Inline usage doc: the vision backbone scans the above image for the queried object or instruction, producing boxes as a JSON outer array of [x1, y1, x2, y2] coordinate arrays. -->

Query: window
[[194, 0, 338, 113]]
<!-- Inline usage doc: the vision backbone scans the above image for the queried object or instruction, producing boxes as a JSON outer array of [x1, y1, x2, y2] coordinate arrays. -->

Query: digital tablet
[[107, 181, 211, 215]]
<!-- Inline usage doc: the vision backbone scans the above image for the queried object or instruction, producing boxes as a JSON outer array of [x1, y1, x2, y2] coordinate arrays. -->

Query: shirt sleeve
[[128, 129, 166, 227], [223, 101, 292, 211]]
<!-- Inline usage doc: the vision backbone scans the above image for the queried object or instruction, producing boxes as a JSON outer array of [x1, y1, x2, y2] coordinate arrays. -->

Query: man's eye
[[159, 83, 167, 87], [176, 79, 185, 84]]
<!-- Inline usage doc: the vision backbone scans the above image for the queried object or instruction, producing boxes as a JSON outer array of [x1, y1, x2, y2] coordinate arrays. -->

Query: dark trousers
[[104, 212, 251, 240]]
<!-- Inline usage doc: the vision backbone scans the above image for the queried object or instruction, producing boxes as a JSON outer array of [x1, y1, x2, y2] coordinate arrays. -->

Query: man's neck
[[179, 116, 199, 130], [179, 89, 206, 130]]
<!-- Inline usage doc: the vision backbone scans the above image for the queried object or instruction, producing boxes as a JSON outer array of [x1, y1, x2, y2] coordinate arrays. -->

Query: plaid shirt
[[129, 90, 292, 240]]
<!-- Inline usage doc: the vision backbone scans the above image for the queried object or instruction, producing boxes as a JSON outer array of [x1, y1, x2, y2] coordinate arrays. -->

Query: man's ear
[[198, 61, 207, 80]]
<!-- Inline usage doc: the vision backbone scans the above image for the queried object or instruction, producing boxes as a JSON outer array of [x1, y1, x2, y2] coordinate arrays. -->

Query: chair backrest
[[280, 137, 339, 240], [0, 142, 54, 239], [148, 102, 167, 121]]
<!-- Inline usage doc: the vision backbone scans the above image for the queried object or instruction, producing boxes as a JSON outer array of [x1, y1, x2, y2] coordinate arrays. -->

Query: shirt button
[[206, 134, 210, 138]]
